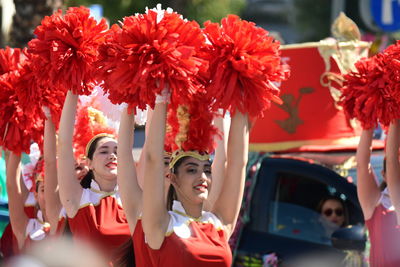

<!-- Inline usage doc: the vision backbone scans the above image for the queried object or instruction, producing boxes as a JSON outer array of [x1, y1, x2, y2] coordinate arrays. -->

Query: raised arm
[[212, 111, 249, 236], [57, 91, 82, 218], [136, 108, 153, 190], [356, 129, 381, 220], [6, 152, 28, 248], [117, 107, 142, 234], [43, 113, 63, 234], [386, 120, 400, 223], [204, 114, 229, 212], [142, 102, 170, 249]]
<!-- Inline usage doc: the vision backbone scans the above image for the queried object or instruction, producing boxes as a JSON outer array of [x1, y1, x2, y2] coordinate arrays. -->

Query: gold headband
[[85, 133, 115, 157], [169, 150, 210, 169]]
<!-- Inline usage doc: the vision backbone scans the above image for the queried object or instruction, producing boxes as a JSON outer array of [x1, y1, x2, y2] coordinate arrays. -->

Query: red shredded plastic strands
[[28, 6, 108, 95], [203, 15, 290, 118], [0, 48, 44, 154], [340, 43, 400, 129], [96, 9, 209, 111]]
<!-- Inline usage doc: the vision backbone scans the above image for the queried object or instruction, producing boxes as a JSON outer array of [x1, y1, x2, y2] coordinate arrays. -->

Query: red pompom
[[0, 48, 44, 154], [28, 6, 108, 95], [96, 7, 208, 111], [0, 91, 44, 155], [0, 78, 19, 151], [339, 53, 397, 129], [13, 50, 39, 112], [15, 51, 67, 127], [0, 47, 22, 74], [203, 15, 289, 118], [381, 41, 400, 106]]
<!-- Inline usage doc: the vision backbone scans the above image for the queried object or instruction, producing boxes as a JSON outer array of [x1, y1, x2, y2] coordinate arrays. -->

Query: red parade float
[[249, 40, 384, 152]]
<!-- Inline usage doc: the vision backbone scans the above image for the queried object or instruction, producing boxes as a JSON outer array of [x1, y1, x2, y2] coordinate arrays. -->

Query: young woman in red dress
[[57, 90, 131, 263], [6, 152, 50, 251], [116, 102, 227, 265], [357, 127, 400, 266], [132, 100, 249, 267], [42, 107, 91, 236], [3, 108, 88, 254], [2, 146, 42, 257]]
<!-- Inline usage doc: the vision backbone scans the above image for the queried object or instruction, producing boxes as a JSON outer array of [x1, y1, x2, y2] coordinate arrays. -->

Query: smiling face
[[170, 157, 212, 205], [87, 137, 118, 181]]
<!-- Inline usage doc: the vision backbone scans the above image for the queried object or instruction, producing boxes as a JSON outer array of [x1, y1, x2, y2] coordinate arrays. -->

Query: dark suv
[[232, 151, 384, 266]]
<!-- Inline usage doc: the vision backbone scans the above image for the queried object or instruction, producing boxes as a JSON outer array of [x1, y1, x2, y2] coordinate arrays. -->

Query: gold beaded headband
[[85, 133, 115, 157], [169, 150, 210, 169]]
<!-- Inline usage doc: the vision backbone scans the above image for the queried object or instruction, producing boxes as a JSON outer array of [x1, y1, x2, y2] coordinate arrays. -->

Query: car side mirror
[[331, 225, 366, 251]]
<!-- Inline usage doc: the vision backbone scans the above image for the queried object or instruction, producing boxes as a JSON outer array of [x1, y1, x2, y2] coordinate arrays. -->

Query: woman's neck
[[93, 174, 117, 192], [178, 199, 203, 219]]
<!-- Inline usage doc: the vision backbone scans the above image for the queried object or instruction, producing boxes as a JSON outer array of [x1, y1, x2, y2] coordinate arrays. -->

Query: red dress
[[24, 192, 36, 218], [21, 210, 66, 251], [23, 210, 50, 249], [0, 223, 18, 258], [365, 191, 400, 267], [1, 192, 37, 258], [67, 180, 130, 259], [133, 201, 232, 267], [56, 208, 67, 234]]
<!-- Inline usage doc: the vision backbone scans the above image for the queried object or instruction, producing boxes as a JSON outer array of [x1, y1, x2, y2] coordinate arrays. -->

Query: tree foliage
[[293, 0, 331, 42], [9, 0, 64, 48], [66, 0, 245, 25]]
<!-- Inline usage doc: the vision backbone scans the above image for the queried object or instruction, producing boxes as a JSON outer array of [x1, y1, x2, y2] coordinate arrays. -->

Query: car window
[[268, 171, 361, 246], [269, 200, 331, 245]]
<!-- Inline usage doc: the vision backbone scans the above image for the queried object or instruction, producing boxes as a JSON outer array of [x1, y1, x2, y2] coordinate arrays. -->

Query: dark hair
[[166, 156, 188, 210], [79, 135, 110, 189], [316, 196, 349, 227], [35, 180, 42, 193], [80, 172, 93, 189], [62, 220, 73, 237], [383, 157, 387, 174], [380, 157, 387, 192], [113, 239, 135, 267], [379, 181, 387, 192], [166, 185, 177, 211]]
